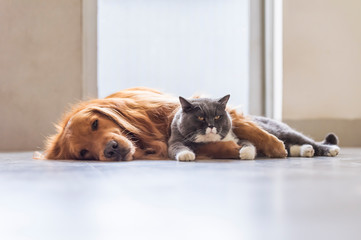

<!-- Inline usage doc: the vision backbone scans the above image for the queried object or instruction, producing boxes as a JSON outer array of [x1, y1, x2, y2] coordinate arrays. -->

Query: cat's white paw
[[176, 150, 196, 161], [300, 144, 314, 157], [290, 145, 301, 157], [239, 145, 256, 160], [327, 146, 340, 157]]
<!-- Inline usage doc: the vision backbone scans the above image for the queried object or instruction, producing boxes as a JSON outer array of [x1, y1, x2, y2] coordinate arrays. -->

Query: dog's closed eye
[[91, 119, 98, 131]]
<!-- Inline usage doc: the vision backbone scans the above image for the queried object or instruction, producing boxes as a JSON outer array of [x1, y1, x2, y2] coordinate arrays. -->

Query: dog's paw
[[176, 150, 196, 161], [300, 144, 314, 157], [327, 146, 340, 157], [263, 137, 288, 158], [239, 145, 256, 160]]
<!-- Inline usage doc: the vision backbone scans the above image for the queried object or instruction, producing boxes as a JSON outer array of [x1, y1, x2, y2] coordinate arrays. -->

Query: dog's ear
[[90, 107, 141, 135]]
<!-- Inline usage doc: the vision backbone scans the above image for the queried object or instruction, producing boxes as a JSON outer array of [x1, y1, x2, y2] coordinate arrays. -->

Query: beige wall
[[0, 0, 83, 151], [283, 0, 361, 146], [283, 0, 361, 119]]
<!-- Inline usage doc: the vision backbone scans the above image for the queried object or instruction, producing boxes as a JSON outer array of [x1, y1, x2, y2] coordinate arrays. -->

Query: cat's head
[[177, 95, 231, 143]]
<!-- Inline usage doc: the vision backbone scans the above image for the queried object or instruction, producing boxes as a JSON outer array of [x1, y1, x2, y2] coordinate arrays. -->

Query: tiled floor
[[1, 149, 361, 240]]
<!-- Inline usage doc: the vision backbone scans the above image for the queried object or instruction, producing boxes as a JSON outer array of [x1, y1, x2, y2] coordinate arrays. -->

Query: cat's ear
[[218, 94, 230, 109], [179, 96, 194, 112]]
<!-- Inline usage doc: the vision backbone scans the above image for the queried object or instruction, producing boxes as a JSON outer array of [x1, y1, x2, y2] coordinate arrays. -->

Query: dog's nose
[[104, 140, 129, 160]]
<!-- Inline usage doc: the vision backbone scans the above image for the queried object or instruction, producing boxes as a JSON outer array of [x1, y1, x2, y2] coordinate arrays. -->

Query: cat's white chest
[[194, 130, 239, 143], [194, 133, 222, 142], [221, 130, 239, 143]]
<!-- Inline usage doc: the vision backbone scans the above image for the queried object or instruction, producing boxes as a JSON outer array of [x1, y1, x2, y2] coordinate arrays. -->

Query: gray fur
[[168, 95, 232, 159], [252, 116, 339, 156]]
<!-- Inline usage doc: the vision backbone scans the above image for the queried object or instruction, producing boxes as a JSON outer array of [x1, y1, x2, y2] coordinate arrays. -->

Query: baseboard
[[283, 119, 361, 147]]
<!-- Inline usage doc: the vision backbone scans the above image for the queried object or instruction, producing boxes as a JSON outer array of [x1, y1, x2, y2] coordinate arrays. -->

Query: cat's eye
[[197, 116, 204, 121], [214, 115, 222, 120], [80, 149, 88, 158], [91, 119, 98, 131]]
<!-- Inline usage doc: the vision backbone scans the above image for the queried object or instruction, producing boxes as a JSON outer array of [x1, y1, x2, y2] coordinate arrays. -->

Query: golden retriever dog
[[44, 87, 287, 161]]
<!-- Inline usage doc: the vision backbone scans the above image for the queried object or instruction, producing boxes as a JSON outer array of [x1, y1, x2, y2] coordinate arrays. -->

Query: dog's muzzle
[[104, 140, 131, 161]]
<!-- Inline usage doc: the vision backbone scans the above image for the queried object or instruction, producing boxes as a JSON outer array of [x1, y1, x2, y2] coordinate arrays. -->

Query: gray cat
[[168, 95, 340, 161], [168, 95, 256, 161]]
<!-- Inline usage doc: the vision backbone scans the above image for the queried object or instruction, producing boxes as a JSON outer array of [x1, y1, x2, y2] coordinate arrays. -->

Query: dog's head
[[44, 101, 141, 161]]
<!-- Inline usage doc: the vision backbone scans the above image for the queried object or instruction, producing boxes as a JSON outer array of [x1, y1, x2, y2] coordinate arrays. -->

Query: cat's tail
[[312, 133, 340, 157], [321, 133, 339, 145]]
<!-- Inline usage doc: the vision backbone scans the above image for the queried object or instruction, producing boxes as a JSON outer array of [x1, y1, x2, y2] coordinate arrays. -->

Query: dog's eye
[[80, 149, 88, 158], [91, 119, 98, 131]]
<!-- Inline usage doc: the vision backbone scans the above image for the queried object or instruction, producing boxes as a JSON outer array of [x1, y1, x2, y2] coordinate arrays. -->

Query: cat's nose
[[208, 124, 214, 128]]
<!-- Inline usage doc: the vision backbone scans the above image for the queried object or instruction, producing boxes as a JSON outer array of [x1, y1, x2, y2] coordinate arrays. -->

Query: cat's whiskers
[[182, 130, 199, 142]]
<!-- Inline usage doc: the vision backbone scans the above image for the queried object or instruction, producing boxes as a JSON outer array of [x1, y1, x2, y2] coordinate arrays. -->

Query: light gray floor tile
[[0, 149, 361, 240]]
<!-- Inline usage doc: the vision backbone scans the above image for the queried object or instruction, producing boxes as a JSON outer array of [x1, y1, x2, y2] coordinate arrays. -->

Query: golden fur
[[44, 87, 287, 161]]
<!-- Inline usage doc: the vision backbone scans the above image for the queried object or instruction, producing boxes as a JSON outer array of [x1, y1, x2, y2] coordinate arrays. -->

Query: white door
[[98, 0, 250, 112]]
